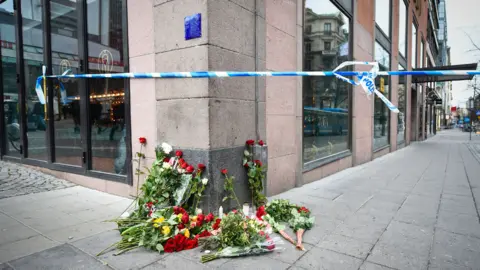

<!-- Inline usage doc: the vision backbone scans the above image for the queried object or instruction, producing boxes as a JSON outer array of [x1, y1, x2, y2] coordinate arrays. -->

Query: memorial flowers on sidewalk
[[243, 139, 267, 207]]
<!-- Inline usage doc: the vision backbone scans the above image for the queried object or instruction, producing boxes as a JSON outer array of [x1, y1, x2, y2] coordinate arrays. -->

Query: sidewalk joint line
[[460, 145, 480, 224]]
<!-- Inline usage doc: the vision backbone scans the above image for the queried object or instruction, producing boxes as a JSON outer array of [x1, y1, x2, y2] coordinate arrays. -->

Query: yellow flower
[[191, 216, 198, 222], [177, 213, 183, 220], [184, 229, 190, 238], [162, 226, 171, 236], [153, 223, 160, 228], [153, 217, 165, 224]]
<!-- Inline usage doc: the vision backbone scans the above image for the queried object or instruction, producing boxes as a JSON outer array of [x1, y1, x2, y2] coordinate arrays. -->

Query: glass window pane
[[420, 40, 424, 68], [412, 23, 417, 68], [22, 0, 47, 160], [397, 64, 406, 143], [374, 42, 390, 149], [51, 0, 83, 166], [399, 1, 407, 57], [375, 0, 391, 37], [87, 0, 128, 175], [303, 0, 350, 164], [1, 0, 21, 157]]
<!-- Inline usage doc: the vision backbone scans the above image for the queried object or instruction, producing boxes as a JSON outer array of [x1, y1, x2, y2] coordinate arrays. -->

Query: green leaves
[[156, 244, 164, 252]]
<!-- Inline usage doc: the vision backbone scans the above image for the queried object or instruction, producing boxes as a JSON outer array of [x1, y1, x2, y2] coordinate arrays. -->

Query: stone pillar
[[265, 0, 299, 195], [390, 0, 400, 151], [149, 0, 263, 212], [352, 0, 374, 165]]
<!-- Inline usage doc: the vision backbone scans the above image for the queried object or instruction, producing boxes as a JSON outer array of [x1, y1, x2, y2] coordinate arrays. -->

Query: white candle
[[243, 203, 250, 217], [219, 206, 223, 219]]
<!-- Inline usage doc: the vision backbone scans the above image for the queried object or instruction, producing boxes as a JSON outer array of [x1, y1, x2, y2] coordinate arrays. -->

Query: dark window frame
[[374, 0, 392, 41], [373, 41, 392, 151], [302, 0, 354, 171], [398, 0, 409, 61], [0, 0, 132, 185]]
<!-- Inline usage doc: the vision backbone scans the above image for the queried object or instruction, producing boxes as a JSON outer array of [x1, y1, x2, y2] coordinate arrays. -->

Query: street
[[1, 129, 480, 269]]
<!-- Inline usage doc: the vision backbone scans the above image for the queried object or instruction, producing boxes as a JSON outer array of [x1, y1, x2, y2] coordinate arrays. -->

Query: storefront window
[[399, 1, 407, 58], [375, 0, 391, 37], [420, 40, 424, 68], [50, 0, 83, 166], [87, 0, 128, 175], [373, 42, 390, 149], [397, 64, 406, 144], [0, 0, 21, 157], [412, 23, 417, 68], [22, 0, 47, 160], [303, 0, 350, 165]]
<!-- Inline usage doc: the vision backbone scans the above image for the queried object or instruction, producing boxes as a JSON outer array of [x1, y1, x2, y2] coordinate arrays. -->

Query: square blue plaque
[[184, 13, 202, 40]]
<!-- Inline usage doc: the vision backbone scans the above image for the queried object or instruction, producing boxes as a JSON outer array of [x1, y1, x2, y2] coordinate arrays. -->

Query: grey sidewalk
[[1, 129, 480, 269]]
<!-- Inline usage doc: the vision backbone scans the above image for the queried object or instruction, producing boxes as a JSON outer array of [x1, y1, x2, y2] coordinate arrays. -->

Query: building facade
[[0, 0, 444, 210]]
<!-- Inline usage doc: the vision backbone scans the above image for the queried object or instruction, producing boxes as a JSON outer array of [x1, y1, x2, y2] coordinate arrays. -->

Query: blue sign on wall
[[476, 110, 480, 116], [185, 13, 202, 40], [465, 117, 471, 123]]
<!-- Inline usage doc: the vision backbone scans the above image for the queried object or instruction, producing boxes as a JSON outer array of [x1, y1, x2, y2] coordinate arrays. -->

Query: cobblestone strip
[[0, 161, 75, 199]]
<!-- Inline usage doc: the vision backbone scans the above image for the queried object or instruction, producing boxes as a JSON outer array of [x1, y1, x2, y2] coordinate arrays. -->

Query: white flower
[[162, 162, 171, 169], [202, 178, 208, 185], [244, 150, 250, 156], [120, 211, 130, 219], [178, 168, 185, 174], [161, 142, 173, 154]]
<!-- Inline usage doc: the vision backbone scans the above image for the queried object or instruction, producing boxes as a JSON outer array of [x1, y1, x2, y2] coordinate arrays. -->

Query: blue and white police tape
[[35, 61, 480, 113]]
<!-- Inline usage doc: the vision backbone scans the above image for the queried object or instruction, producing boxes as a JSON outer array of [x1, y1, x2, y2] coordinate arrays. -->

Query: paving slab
[[8, 244, 109, 270], [318, 233, 374, 259], [294, 247, 363, 270], [0, 235, 59, 264], [429, 229, 480, 269], [367, 243, 429, 270]]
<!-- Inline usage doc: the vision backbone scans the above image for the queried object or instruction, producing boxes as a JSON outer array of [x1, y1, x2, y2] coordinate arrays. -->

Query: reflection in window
[[420, 40, 424, 68], [397, 65, 406, 144], [0, 0, 21, 157], [87, 0, 128, 175], [399, 0, 407, 58], [22, 0, 47, 160], [412, 23, 417, 68], [373, 42, 390, 149], [375, 0, 391, 37], [303, 0, 350, 165]]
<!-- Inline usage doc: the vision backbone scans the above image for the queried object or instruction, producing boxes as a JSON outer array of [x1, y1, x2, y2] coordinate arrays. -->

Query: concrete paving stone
[[441, 193, 473, 200], [318, 233, 374, 259], [303, 188, 343, 200], [174, 244, 231, 268], [443, 186, 472, 197], [0, 223, 39, 246], [376, 221, 434, 257], [0, 213, 21, 228], [437, 210, 480, 239], [18, 210, 86, 234], [8, 244, 109, 270], [372, 190, 408, 205], [44, 220, 117, 243], [434, 228, 480, 252], [333, 214, 389, 244], [294, 247, 363, 270], [68, 207, 122, 223], [73, 230, 166, 270], [332, 193, 373, 211], [439, 196, 478, 216], [367, 243, 429, 270], [217, 254, 290, 270], [430, 240, 480, 269], [267, 241, 313, 264], [358, 199, 402, 213], [0, 235, 59, 264], [427, 261, 472, 270], [402, 194, 440, 210], [394, 207, 437, 227], [359, 261, 397, 270], [141, 254, 208, 270], [302, 218, 339, 245], [0, 263, 13, 270]]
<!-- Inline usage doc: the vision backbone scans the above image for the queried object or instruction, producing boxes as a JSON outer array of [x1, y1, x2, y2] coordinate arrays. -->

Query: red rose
[[259, 231, 265, 236], [163, 238, 176, 253], [232, 209, 238, 214], [175, 150, 183, 157], [181, 213, 189, 224], [178, 158, 185, 165], [184, 238, 198, 250], [221, 169, 228, 175], [173, 206, 186, 215], [254, 160, 262, 167], [181, 162, 188, 169], [244, 162, 249, 168], [256, 205, 266, 220], [205, 213, 214, 223], [246, 139, 255, 145], [197, 214, 205, 223], [212, 218, 221, 230], [177, 223, 185, 230], [186, 165, 195, 174], [198, 163, 206, 171], [195, 230, 212, 239], [146, 202, 154, 209], [258, 140, 264, 146], [139, 137, 147, 144], [174, 234, 187, 251], [163, 157, 170, 163]]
